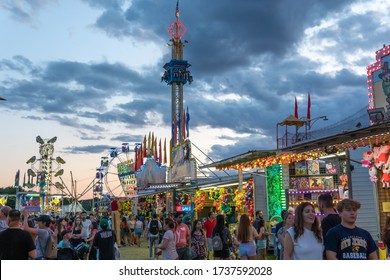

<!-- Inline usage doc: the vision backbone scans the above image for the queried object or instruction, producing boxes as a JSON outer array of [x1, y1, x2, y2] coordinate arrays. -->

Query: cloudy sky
[[0, 0, 388, 196]]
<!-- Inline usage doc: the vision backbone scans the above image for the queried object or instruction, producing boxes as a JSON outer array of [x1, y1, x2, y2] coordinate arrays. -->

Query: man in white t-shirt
[[81, 211, 92, 239]]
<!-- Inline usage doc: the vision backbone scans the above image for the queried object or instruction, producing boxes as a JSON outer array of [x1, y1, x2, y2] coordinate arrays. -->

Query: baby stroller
[[74, 242, 89, 260], [57, 247, 78, 260]]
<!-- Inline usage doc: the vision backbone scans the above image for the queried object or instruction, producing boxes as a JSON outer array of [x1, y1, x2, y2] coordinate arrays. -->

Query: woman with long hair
[[190, 219, 207, 260], [157, 218, 178, 260], [120, 216, 129, 246], [212, 214, 232, 260], [237, 214, 262, 260], [70, 216, 85, 247], [382, 215, 390, 258], [284, 202, 323, 260], [86, 221, 99, 260], [277, 211, 294, 260], [55, 218, 68, 244]]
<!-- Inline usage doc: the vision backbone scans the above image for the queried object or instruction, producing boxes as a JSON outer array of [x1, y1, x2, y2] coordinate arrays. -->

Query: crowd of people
[[0, 196, 389, 260]]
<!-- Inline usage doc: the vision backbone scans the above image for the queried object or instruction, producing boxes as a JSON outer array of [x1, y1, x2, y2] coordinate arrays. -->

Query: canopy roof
[[278, 115, 306, 127], [201, 121, 390, 171]]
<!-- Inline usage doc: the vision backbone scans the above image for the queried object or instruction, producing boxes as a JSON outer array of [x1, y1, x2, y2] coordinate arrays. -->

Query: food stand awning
[[200, 150, 277, 170], [200, 122, 390, 171]]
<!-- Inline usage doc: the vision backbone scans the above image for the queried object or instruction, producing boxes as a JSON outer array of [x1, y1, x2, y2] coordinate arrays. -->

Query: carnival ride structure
[[18, 136, 66, 213]]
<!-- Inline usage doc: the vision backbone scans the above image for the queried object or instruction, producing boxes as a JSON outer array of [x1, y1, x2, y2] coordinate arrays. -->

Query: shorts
[[135, 228, 142, 235], [239, 242, 256, 257]]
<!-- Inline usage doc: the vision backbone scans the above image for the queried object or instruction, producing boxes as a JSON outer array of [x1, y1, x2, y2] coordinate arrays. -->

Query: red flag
[[158, 139, 162, 164], [307, 92, 311, 120], [143, 136, 147, 157], [154, 137, 158, 160], [135, 148, 139, 171], [294, 97, 298, 118], [140, 146, 144, 167], [182, 111, 186, 140]]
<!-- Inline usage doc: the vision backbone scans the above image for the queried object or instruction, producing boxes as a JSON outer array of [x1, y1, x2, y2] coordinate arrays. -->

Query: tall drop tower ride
[[162, 1, 193, 147]]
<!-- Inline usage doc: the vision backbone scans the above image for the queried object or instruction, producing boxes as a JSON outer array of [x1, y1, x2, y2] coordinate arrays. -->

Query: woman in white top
[[284, 202, 323, 260]]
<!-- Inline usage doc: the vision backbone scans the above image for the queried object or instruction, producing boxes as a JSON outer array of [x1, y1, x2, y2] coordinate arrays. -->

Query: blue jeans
[[149, 235, 159, 258]]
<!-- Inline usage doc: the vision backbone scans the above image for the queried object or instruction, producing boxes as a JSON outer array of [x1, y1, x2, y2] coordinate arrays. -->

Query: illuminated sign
[[117, 160, 135, 178], [120, 173, 137, 198], [176, 205, 191, 212]]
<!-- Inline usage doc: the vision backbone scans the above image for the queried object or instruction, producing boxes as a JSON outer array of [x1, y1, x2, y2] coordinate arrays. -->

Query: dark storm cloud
[[42, 115, 104, 132], [62, 145, 113, 154], [79, 132, 105, 141], [207, 134, 277, 162], [1, 0, 385, 163], [0, 55, 173, 136], [84, 0, 356, 77], [80, 110, 147, 126], [110, 134, 143, 143]]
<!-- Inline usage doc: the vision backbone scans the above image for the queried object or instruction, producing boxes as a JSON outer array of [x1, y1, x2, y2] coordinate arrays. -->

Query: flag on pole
[[307, 92, 311, 120], [143, 135, 147, 157], [164, 138, 167, 164], [148, 132, 151, 156], [14, 169, 20, 187], [294, 96, 299, 118], [177, 116, 182, 142], [182, 111, 186, 140], [158, 139, 162, 164], [186, 106, 190, 138], [154, 137, 158, 160], [175, 0, 179, 18]]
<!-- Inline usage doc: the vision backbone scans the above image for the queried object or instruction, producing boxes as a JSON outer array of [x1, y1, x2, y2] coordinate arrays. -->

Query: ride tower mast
[[162, 0, 193, 147]]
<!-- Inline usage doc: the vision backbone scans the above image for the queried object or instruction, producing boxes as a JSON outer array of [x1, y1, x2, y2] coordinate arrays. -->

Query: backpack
[[41, 231, 57, 260], [149, 219, 159, 235], [212, 232, 223, 251]]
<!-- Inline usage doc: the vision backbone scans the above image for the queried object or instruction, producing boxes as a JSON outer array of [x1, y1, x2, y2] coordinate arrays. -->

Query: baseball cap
[[61, 230, 72, 238], [100, 218, 109, 228], [34, 215, 52, 223]]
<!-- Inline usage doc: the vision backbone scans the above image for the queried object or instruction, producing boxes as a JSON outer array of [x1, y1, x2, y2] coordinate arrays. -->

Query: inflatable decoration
[[219, 188, 233, 215], [382, 158, 390, 188], [233, 188, 246, 213], [244, 181, 254, 217]]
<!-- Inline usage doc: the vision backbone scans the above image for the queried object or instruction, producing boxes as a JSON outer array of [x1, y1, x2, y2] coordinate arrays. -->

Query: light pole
[[302, 115, 328, 140]]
